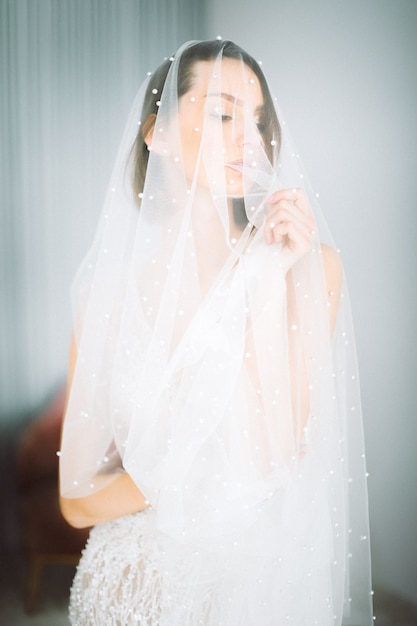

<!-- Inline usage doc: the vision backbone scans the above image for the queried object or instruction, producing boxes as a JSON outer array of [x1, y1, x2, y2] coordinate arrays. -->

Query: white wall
[[0, 0, 207, 421], [210, 0, 417, 605]]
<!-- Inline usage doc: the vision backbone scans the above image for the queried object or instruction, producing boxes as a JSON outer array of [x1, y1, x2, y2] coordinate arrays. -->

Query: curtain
[[0, 0, 208, 423]]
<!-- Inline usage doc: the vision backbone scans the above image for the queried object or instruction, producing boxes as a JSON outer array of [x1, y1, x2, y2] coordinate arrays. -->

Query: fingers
[[267, 201, 309, 234], [267, 188, 310, 216], [264, 189, 316, 246], [266, 217, 311, 248], [263, 188, 317, 273]]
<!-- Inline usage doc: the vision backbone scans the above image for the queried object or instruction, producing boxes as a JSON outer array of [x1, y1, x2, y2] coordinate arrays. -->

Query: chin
[[225, 182, 244, 198]]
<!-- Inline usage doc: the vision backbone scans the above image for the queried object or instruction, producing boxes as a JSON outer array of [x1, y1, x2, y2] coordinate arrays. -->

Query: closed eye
[[206, 112, 233, 123]]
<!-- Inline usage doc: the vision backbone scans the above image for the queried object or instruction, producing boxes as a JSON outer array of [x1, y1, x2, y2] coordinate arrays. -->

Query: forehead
[[187, 59, 263, 105]]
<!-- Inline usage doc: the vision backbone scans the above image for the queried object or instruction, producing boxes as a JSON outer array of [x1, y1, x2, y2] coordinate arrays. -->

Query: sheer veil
[[60, 40, 373, 625]]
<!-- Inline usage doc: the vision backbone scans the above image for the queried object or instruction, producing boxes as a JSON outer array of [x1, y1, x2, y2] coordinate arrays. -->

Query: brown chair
[[17, 387, 91, 613]]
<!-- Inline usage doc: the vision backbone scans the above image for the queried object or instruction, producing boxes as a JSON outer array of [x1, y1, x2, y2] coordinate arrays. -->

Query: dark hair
[[132, 39, 281, 198]]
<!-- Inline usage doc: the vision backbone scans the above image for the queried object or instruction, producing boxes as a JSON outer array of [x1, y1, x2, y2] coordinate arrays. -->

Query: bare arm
[[265, 189, 343, 445], [60, 472, 150, 529], [59, 336, 149, 529], [321, 243, 343, 335]]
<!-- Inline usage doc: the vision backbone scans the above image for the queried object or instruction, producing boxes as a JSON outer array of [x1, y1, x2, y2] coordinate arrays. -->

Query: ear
[[141, 114, 156, 147]]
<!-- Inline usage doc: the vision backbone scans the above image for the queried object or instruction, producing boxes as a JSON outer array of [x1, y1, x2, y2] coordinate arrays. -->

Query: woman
[[60, 39, 373, 625]]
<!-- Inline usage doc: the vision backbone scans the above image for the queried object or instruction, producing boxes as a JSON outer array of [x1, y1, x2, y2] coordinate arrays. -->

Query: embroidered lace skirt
[[69, 501, 341, 626]]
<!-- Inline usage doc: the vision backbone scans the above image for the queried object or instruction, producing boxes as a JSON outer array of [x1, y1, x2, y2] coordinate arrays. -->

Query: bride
[[59, 39, 373, 625]]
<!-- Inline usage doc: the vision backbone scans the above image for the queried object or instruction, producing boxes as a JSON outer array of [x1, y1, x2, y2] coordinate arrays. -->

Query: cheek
[[182, 130, 202, 166]]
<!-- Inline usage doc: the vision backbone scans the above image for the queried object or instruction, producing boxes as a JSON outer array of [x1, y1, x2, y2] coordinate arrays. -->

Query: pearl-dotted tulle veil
[[60, 40, 373, 625]]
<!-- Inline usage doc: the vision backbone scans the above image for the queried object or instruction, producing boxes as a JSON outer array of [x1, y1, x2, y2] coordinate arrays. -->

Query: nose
[[232, 114, 260, 148], [230, 116, 245, 147]]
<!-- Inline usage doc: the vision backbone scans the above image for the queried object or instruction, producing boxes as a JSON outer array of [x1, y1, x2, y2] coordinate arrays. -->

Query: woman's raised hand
[[264, 188, 317, 273]]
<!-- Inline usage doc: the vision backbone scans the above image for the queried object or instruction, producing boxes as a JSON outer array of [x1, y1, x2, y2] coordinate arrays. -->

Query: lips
[[226, 159, 244, 172]]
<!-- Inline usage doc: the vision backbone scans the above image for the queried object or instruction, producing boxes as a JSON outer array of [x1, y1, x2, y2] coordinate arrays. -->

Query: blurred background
[[1, 0, 416, 623]]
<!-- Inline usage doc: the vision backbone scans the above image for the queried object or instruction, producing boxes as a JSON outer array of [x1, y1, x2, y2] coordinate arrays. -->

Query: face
[[176, 59, 265, 196]]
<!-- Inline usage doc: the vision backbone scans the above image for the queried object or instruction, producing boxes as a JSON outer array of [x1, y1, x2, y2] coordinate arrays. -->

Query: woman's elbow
[[60, 495, 91, 529]]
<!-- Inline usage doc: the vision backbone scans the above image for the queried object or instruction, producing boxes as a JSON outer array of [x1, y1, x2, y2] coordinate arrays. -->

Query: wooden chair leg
[[24, 552, 81, 614], [25, 553, 43, 614]]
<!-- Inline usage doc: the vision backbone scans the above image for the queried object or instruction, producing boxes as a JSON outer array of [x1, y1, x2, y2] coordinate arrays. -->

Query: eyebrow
[[206, 92, 264, 113], [207, 92, 243, 106]]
